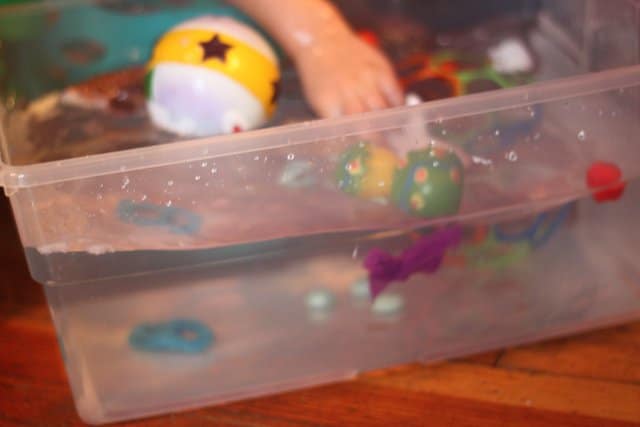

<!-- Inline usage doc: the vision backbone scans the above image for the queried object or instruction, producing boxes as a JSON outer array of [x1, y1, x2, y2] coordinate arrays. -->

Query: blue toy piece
[[117, 199, 203, 235], [129, 319, 214, 354], [493, 203, 572, 249]]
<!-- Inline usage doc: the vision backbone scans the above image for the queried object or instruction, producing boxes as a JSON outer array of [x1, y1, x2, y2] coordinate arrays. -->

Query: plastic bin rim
[[2, 64, 640, 191]]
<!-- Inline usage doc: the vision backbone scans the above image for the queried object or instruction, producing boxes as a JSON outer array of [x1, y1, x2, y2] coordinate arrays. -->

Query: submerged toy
[[336, 142, 399, 201], [391, 147, 464, 218], [129, 319, 214, 354], [364, 226, 464, 298], [336, 142, 464, 219], [117, 199, 203, 235], [146, 15, 281, 137]]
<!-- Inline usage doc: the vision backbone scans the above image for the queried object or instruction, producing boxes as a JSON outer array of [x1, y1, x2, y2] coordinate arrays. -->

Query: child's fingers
[[341, 87, 367, 116], [310, 89, 343, 119], [359, 69, 388, 111], [368, 52, 405, 107]]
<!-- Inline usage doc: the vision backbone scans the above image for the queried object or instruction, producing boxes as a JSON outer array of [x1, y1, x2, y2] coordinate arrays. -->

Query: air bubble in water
[[195, 176, 201, 181], [121, 176, 130, 190], [494, 129, 501, 137], [506, 151, 518, 162], [166, 200, 173, 207], [167, 180, 174, 186], [141, 194, 147, 201], [96, 193, 103, 200], [211, 168, 218, 174], [287, 153, 295, 160], [577, 130, 586, 141], [201, 161, 208, 167]]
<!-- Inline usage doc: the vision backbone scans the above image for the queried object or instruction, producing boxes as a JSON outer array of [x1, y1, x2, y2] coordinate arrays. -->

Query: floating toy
[[146, 15, 281, 136], [336, 142, 400, 201], [587, 161, 626, 203], [391, 147, 464, 218]]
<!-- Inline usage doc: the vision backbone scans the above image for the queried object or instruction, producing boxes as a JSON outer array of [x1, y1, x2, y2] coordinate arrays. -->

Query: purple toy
[[364, 226, 464, 298]]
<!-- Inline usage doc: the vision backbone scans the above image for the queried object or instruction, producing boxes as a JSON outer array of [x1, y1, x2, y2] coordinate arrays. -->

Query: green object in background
[[0, 0, 44, 41], [391, 148, 464, 218]]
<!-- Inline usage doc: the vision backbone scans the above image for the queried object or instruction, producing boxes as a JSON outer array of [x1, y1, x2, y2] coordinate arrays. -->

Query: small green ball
[[391, 147, 464, 218]]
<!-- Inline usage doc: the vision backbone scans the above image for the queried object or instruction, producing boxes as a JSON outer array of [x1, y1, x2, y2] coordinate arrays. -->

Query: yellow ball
[[146, 16, 281, 136]]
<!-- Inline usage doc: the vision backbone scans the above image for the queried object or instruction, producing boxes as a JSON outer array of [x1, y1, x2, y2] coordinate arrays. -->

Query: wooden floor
[[1, 197, 639, 427]]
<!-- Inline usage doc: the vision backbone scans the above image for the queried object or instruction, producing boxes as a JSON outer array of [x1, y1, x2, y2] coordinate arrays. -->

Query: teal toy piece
[[129, 319, 214, 354], [117, 199, 203, 236]]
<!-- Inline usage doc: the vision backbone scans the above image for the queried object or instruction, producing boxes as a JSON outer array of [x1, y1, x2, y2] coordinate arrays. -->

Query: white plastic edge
[[1, 64, 640, 190]]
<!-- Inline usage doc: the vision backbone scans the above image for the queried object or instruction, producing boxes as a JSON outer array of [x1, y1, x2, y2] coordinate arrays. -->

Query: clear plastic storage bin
[[2, 0, 640, 424]]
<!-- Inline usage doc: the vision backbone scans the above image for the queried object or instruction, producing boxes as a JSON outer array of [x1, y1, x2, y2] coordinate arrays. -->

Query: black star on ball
[[200, 34, 232, 62]]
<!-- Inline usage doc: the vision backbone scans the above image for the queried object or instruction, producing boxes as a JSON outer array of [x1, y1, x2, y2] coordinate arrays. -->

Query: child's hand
[[294, 30, 404, 118], [228, 0, 404, 119]]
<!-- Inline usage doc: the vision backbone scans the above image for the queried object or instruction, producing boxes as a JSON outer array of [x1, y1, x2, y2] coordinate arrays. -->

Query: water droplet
[[506, 151, 518, 162], [441, 129, 448, 136], [195, 176, 202, 182], [494, 129, 501, 137], [166, 200, 173, 207], [287, 153, 295, 160], [121, 176, 130, 190], [141, 194, 147, 201], [201, 161, 208, 167], [205, 182, 210, 187], [352, 245, 359, 259], [533, 132, 541, 141], [577, 130, 586, 141], [96, 193, 103, 200], [211, 168, 218, 174], [167, 180, 174, 186], [254, 155, 260, 161]]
